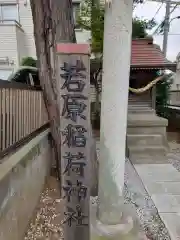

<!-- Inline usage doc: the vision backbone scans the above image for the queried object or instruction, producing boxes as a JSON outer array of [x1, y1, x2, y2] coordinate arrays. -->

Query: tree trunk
[[30, 0, 75, 181], [30, 0, 98, 196]]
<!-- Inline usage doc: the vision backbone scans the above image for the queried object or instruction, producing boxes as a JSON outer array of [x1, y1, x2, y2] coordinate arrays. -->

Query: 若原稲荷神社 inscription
[[57, 46, 90, 240]]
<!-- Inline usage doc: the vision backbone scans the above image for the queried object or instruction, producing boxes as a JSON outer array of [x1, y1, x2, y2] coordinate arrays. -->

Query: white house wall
[[0, 0, 34, 78], [16, 26, 27, 64], [0, 0, 37, 80], [0, 24, 19, 66], [18, 0, 36, 58], [0, 0, 91, 80], [18, 0, 90, 57], [0, 0, 17, 3], [75, 30, 91, 43]]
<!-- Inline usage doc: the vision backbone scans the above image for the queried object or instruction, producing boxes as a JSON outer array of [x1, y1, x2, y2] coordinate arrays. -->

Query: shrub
[[156, 74, 172, 119], [21, 57, 37, 67]]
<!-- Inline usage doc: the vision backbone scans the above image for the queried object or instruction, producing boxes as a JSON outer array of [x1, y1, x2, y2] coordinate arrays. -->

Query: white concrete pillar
[[98, 0, 133, 225]]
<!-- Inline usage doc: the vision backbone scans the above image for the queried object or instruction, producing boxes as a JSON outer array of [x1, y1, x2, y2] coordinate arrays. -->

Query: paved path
[[96, 131, 180, 239], [135, 163, 180, 240], [96, 139, 169, 240]]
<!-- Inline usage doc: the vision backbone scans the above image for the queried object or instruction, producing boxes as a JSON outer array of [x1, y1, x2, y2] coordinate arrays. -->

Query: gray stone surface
[[124, 159, 171, 240], [96, 140, 171, 239], [151, 194, 180, 213], [0, 129, 51, 240], [127, 112, 168, 126], [127, 126, 166, 135], [143, 182, 180, 195], [127, 134, 163, 147], [135, 164, 180, 182], [127, 112, 169, 164], [90, 197, 148, 240], [160, 213, 180, 240], [129, 146, 168, 164], [95, 131, 180, 240], [135, 163, 180, 240]]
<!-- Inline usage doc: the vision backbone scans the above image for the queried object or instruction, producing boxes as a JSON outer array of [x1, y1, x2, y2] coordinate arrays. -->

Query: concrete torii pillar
[[91, 0, 135, 239], [98, 0, 133, 223]]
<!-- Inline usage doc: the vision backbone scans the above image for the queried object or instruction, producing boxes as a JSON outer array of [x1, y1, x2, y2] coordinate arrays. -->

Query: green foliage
[[78, 0, 104, 53], [21, 57, 37, 67], [156, 74, 173, 119], [78, 0, 156, 54], [132, 18, 156, 38], [132, 18, 148, 38]]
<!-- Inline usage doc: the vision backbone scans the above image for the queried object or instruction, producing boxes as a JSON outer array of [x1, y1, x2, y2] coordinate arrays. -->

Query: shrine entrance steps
[[127, 107, 169, 164]]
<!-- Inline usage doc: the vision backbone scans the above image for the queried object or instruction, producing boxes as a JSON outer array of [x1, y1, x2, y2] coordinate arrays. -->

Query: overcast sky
[[134, 1, 180, 62]]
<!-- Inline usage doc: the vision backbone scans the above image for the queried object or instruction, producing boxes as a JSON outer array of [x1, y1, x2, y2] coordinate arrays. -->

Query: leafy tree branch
[[78, 0, 156, 55]]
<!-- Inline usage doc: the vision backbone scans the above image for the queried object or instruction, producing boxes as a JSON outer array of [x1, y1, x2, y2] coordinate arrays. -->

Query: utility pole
[[163, 0, 171, 57], [149, 0, 180, 57]]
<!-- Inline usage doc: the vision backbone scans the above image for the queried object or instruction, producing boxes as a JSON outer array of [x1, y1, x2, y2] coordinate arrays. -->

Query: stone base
[[127, 112, 169, 164], [90, 197, 147, 240]]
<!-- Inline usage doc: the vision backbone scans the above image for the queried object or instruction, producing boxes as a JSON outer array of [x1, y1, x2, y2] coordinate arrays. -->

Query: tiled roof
[[131, 38, 176, 70], [90, 38, 176, 73]]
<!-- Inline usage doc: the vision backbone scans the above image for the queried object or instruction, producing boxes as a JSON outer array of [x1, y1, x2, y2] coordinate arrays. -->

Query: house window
[[72, 3, 80, 28], [0, 4, 19, 23]]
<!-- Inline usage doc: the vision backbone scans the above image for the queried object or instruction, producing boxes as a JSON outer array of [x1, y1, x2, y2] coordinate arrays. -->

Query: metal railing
[[0, 80, 49, 158], [0, 19, 22, 27]]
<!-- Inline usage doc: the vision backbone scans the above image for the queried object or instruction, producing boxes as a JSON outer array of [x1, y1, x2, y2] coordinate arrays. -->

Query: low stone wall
[[0, 129, 51, 240], [168, 107, 180, 130]]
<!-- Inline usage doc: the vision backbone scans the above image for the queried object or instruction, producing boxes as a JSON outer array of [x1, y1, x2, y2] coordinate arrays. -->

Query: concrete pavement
[[135, 163, 180, 240]]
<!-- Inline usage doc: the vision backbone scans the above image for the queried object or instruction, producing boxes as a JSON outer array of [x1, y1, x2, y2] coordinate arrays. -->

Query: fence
[[0, 80, 49, 158], [169, 90, 180, 106]]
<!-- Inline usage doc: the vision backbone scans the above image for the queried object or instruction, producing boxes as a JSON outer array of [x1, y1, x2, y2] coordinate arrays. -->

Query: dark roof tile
[[131, 38, 176, 70]]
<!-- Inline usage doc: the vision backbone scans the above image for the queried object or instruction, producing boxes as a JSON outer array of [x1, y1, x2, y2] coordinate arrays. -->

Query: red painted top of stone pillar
[[56, 43, 90, 55]]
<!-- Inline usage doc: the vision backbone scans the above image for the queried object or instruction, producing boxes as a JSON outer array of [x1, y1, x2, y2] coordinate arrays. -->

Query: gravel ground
[[24, 132, 180, 240], [168, 140, 180, 172], [24, 177, 63, 240]]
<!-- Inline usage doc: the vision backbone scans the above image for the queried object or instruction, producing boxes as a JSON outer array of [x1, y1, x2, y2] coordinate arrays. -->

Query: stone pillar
[[90, 0, 141, 239], [57, 44, 91, 240], [98, 0, 133, 224]]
